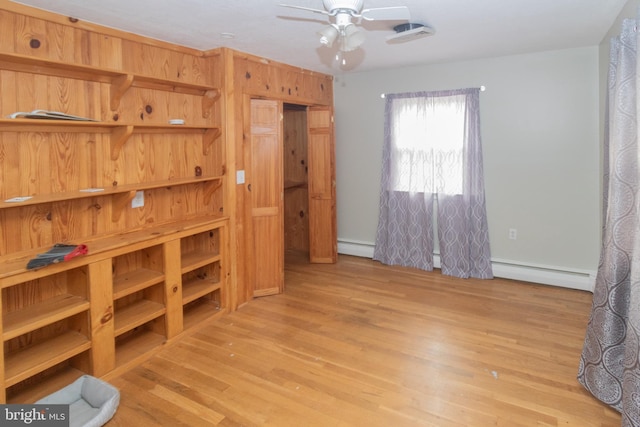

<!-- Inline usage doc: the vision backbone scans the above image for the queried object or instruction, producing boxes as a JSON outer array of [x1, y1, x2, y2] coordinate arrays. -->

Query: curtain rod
[[380, 86, 486, 98]]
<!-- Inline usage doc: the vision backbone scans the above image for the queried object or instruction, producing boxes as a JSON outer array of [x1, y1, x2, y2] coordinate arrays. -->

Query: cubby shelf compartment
[[0, 52, 220, 112], [115, 328, 165, 369], [113, 269, 165, 300], [181, 253, 222, 274], [7, 366, 83, 404], [182, 277, 221, 306], [3, 294, 90, 341], [114, 300, 166, 337], [4, 332, 90, 388], [182, 299, 223, 331], [0, 119, 222, 161]]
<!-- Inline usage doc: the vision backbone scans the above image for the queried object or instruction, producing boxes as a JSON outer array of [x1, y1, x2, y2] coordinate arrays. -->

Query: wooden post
[[163, 239, 183, 338], [87, 259, 115, 377]]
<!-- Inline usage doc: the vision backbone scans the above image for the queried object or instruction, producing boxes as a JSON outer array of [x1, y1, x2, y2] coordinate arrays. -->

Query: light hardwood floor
[[107, 252, 621, 426]]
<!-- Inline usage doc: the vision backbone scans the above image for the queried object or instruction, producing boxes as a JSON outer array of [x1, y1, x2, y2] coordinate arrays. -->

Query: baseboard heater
[[337, 239, 596, 292]]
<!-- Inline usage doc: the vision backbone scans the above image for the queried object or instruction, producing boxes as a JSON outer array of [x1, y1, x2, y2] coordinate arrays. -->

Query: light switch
[[236, 170, 245, 184]]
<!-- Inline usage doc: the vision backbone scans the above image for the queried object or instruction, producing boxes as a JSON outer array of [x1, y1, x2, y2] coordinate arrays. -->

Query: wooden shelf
[[0, 51, 219, 98], [3, 294, 90, 341], [284, 180, 308, 190], [0, 215, 228, 286], [4, 331, 91, 387], [0, 119, 222, 161], [183, 299, 223, 331], [7, 366, 84, 404], [183, 277, 221, 305], [113, 269, 165, 300], [115, 329, 165, 369], [0, 118, 218, 132], [114, 299, 166, 337], [0, 175, 224, 215], [181, 252, 222, 274]]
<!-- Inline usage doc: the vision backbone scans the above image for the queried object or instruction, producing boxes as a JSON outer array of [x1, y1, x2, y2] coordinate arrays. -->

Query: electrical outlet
[[508, 228, 517, 240], [131, 191, 144, 208]]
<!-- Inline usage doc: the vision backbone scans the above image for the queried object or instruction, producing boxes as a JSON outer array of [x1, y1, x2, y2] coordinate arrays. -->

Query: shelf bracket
[[202, 89, 220, 119], [203, 128, 221, 155], [203, 178, 223, 205], [112, 190, 137, 222], [110, 125, 134, 160], [110, 74, 134, 111]]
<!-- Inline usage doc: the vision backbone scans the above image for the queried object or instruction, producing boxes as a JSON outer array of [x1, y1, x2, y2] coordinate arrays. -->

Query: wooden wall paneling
[[21, 132, 51, 195], [122, 41, 163, 79], [14, 15, 47, 58], [93, 33, 123, 70], [50, 201, 80, 244], [45, 20, 77, 64], [0, 10, 16, 53], [283, 109, 308, 185], [0, 132, 19, 200], [214, 48, 237, 309], [0, 205, 51, 255], [0, 70, 17, 113], [169, 50, 211, 86]]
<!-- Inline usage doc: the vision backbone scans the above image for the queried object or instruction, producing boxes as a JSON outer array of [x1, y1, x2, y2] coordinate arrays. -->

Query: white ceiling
[[12, 0, 628, 75]]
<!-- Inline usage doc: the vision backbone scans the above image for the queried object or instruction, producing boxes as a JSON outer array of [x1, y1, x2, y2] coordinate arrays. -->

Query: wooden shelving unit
[[0, 17, 228, 403], [0, 217, 228, 401]]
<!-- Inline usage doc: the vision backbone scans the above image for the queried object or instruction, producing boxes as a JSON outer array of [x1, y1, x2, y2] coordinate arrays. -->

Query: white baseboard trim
[[337, 239, 596, 292]]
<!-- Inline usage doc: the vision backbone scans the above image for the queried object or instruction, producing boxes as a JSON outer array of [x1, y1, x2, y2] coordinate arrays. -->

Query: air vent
[[386, 23, 435, 44]]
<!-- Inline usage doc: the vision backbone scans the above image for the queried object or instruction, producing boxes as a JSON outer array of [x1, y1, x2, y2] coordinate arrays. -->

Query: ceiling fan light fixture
[[318, 25, 340, 47], [341, 24, 365, 51]]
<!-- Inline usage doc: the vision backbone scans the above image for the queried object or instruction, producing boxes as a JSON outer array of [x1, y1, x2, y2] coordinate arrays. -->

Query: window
[[388, 93, 466, 195]]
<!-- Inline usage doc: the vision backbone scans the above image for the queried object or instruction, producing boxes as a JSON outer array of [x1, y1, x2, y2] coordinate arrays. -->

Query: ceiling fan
[[279, 0, 411, 52]]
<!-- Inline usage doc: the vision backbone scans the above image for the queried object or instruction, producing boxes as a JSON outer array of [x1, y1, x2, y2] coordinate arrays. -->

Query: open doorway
[[247, 99, 336, 298], [283, 103, 310, 262]]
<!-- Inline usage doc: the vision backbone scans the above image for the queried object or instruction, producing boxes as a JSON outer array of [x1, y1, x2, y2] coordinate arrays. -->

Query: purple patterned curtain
[[578, 17, 640, 427], [373, 88, 492, 279]]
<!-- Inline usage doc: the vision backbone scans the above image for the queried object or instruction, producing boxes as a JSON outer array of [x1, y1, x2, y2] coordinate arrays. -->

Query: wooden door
[[307, 106, 337, 263], [248, 99, 284, 296]]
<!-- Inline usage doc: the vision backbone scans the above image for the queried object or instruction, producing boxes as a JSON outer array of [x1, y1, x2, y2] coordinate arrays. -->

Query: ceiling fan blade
[[279, 3, 330, 15], [360, 6, 410, 21]]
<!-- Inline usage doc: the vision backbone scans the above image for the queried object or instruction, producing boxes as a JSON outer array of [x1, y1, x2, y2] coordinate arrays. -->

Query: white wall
[[334, 47, 601, 290]]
